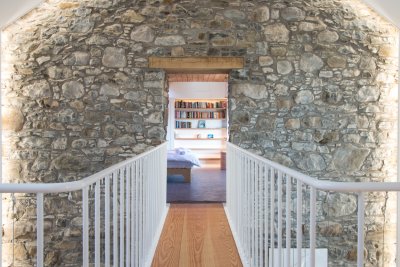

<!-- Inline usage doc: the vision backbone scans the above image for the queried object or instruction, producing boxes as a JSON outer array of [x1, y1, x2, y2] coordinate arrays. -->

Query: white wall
[[167, 82, 228, 155], [0, 0, 44, 29], [363, 0, 400, 28], [169, 82, 228, 99]]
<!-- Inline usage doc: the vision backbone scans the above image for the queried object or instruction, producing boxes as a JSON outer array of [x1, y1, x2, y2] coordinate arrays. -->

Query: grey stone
[[124, 91, 141, 101], [232, 84, 268, 100], [332, 144, 370, 171], [264, 23, 289, 43], [281, 7, 305, 21], [63, 52, 90, 66], [103, 124, 121, 139], [319, 71, 333, 78], [292, 142, 316, 152], [299, 20, 327, 31], [62, 81, 85, 99], [71, 139, 87, 149], [37, 56, 51, 65], [100, 83, 120, 96], [47, 66, 73, 80], [102, 47, 127, 68], [52, 154, 89, 171], [131, 25, 154, 43], [327, 56, 346, 68], [357, 86, 380, 102], [323, 193, 357, 217], [285, 118, 300, 129], [114, 135, 136, 146], [52, 138, 68, 150], [56, 109, 77, 123], [259, 56, 273, 66], [302, 117, 321, 128], [223, 10, 246, 20], [277, 60, 293, 75], [295, 90, 314, 104], [255, 6, 270, 22], [295, 153, 326, 171], [154, 36, 186, 46], [359, 57, 377, 70], [272, 154, 294, 168], [300, 53, 324, 73], [104, 24, 123, 36], [317, 221, 343, 236], [148, 126, 166, 139], [22, 80, 51, 99], [19, 137, 51, 149], [70, 18, 94, 33], [232, 111, 250, 124], [274, 84, 289, 96], [86, 35, 110, 45], [256, 116, 275, 130], [87, 0, 113, 8], [120, 10, 145, 23], [317, 30, 339, 43], [145, 112, 163, 124]]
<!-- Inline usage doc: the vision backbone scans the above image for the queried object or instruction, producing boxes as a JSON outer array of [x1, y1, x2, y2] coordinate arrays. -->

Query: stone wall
[[0, 0, 398, 266]]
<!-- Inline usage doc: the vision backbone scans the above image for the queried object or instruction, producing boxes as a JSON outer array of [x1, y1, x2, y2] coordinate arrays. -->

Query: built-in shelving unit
[[174, 98, 228, 159]]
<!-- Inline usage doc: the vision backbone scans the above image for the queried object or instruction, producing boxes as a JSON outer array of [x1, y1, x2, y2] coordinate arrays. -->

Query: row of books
[[175, 100, 227, 109], [175, 121, 192, 128], [175, 111, 226, 119]]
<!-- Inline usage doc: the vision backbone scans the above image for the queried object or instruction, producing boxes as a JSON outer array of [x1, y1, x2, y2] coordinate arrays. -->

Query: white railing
[[225, 142, 399, 267], [0, 142, 169, 267]]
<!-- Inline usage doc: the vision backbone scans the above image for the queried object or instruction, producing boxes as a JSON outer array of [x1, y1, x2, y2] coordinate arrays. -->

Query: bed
[[167, 148, 200, 182]]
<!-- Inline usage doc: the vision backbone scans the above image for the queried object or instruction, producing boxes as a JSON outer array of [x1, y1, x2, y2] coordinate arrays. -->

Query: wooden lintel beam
[[148, 57, 244, 73]]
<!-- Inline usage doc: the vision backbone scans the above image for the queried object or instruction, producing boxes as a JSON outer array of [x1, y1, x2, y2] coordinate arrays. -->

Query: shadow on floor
[[167, 167, 226, 203]]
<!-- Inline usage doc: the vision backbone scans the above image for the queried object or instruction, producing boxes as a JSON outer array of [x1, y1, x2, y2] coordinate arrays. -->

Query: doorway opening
[[166, 74, 229, 203]]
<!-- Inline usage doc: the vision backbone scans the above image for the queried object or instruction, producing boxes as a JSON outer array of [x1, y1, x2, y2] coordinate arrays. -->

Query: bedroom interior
[[166, 74, 229, 202]]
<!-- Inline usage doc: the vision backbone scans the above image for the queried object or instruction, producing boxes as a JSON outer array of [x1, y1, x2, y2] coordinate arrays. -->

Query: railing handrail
[[0, 142, 168, 194], [229, 142, 400, 193]]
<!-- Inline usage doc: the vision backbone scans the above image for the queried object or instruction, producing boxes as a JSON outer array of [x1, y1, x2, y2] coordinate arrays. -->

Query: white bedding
[[167, 148, 201, 168]]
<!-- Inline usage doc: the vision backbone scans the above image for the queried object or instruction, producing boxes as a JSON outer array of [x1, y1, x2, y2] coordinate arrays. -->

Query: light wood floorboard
[[152, 204, 242, 267]]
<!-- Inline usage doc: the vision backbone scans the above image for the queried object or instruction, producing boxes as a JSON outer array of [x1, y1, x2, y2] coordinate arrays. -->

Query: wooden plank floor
[[152, 204, 242, 267]]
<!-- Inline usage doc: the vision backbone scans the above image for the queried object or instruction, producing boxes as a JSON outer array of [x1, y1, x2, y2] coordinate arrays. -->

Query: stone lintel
[[148, 56, 244, 73]]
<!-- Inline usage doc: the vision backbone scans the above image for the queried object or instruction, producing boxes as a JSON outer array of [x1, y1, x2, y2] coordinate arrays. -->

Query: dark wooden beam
[[148, 57, 244, 73]]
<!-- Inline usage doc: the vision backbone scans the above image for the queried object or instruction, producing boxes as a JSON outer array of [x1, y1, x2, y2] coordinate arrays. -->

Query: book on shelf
[[175, 111, 226, 119], [175, 121, 192, 128], [175, 100, 227, 109]]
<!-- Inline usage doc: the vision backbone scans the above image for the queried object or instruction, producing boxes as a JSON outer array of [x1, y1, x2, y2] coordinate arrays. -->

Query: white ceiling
[[0, 0, 399, 29]]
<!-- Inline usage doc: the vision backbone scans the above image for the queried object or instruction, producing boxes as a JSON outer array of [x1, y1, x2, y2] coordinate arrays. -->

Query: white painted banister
[[225, 142, 398, 267], [0, 142, 168, 267]]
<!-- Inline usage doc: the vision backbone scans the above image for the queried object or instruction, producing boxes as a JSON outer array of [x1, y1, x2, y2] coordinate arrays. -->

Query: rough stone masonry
[[1, 0, 398, 266]]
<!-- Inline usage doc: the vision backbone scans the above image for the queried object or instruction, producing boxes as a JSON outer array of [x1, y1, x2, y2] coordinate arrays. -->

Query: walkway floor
[[152, 204, 242, 267]]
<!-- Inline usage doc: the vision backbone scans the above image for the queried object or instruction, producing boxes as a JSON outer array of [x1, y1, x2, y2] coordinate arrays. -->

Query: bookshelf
[[174, 99, 228, 159]]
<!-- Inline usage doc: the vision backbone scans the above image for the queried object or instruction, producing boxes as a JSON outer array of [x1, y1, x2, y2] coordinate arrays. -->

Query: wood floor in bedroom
[[151, 204, 242, 267], [167, 160, 226, 203]]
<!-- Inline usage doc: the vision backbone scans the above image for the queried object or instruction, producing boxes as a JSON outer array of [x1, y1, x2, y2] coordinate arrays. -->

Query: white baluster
[[95, 181, 100, 267], [278, 171, 283, 267], [120, 168, 125, 267], [105, 175, 111, 267], [270, 167, 275, 266], [286, 176, 291, 267], [126, 165, 131, 267], [310, 187, 316, 267], [82, 187, 89, 267], [357, 192, 365, 267], [36, 193, 44, 267], [296, 181, 302, 267], [113, 171, 119, 267], [264, 165, 269, 266]]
